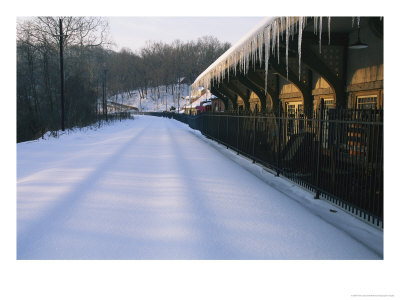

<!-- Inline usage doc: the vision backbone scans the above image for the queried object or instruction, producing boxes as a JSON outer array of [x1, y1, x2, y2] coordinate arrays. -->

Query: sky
[[107, 17, 265, 52], [15, 16, 265, 52]]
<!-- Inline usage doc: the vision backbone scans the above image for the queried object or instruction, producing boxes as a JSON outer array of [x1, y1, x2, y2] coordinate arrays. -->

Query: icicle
[[328, 16, 331, 45], [249, 41, 252, 72], [239, 52, 241, 74], [246, 44, 249, 74], [319, 16, 323, 53], [314, 17, 318, 35], [233, 51, 236, 70], [228, 61, 231, 80], [249, 41, 252, 71], [277, 19, 280, 64], [286, 16, 289, 79], [240, 50, 243, 74], [256, 34, 260, 68], [245, 46, 248, 74], [249, 42, 252, 72], [252, 39, 255, 70], [244, 47, 246, 74], [252, 38, 256, 71], [247, 44, 250, 73], [242, 50, 244, 74], [298, 17, 304, 81], [258, 31, 264, 67], [272, 20, 277, 57], [265, 27, 271, 95], [352, 17, 360, 28], [254, 36, 258, 68], [292, 17, 296, 40], [290, 17, 294, 39]]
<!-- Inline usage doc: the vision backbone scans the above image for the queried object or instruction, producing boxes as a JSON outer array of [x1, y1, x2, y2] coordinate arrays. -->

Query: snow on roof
[[185, 98, 212, 108], [192, 17, 333, 94], [189, 98, 202, 107], [188, 90, 211, 104], [192, 17, 277, 91]]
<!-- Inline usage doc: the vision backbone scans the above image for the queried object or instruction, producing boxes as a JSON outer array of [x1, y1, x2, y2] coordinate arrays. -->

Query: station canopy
[[191, 16, 353, 94]]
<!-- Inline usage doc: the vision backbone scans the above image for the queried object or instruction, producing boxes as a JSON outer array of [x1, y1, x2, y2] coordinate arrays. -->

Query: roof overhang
[[191, 17, 345, 93], [192, 17, 310, 91]]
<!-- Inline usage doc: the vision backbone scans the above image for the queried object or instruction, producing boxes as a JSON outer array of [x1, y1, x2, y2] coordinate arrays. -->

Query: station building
[[191, 17, 383, 115]]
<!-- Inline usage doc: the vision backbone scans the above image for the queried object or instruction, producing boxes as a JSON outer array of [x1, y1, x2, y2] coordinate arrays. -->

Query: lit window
[[323, 98, 335, 107], [356, 95, 377, 109]]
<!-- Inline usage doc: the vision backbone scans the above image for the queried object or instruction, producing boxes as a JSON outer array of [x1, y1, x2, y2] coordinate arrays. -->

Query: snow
[[17, 116, 382, 259]]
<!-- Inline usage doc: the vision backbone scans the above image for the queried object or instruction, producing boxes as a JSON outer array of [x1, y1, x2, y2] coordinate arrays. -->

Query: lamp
[[348, 26, 368, 49]]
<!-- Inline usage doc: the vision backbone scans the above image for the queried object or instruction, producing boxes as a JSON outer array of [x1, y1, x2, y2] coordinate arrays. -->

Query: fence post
[[217, 114, 220, 142], [226, 115, 229, 149], [315, 98, 325, 199], [252, 114, 256, 163], [276, 103, 282, 176], [237, 114, 240, 154]]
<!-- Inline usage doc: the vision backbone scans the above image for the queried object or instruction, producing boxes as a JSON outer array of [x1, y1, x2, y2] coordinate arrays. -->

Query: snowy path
[[17, 116, 382, 259]]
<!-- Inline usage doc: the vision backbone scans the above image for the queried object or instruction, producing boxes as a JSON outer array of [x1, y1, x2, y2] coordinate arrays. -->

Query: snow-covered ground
[[17, 115, 382, 259]]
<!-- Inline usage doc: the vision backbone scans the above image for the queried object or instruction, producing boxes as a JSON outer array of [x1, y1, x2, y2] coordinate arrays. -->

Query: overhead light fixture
[[349, 26, 368, 49]]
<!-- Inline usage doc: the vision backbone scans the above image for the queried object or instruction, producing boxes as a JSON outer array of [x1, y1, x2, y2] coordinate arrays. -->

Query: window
[[323, 98, 335, 108], [322, 98, 335, 149], [285, 101, 304, 137], [356, 95, 378, 109], [286, 101, 303, 115]]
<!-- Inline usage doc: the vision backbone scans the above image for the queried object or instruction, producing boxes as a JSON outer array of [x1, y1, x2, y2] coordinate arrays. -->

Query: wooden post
[[104, 65, 108, 121], [59, 18, 65, 131]]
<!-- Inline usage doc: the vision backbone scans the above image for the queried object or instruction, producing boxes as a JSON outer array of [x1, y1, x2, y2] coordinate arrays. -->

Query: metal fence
[[147, 104, 383, 227]]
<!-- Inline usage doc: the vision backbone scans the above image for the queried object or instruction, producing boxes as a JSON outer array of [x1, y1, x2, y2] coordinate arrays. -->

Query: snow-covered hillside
[[107, 84, 192, 112]]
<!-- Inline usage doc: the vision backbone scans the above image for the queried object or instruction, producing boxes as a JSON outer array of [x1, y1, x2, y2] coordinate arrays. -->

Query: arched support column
[[246, 70, 280, 116], [217, 84, 238, 110], [224, 81, 250, 111], [236, 74, 267, 112], [301, 44, 347, 109], [210, 87, 230, 110], [269, 56, 313, 115]]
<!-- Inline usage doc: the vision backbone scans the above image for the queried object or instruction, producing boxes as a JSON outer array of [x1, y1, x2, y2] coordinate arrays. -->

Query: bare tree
[[17, 17, 111, 141], [17, 17, 110, 49]]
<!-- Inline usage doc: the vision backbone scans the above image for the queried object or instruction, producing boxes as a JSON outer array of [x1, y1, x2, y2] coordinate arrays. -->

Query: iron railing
[[146, 105, 383, 227]]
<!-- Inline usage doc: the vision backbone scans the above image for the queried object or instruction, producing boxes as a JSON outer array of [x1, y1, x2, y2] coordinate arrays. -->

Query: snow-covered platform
[[17, 116, 383, 259]]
